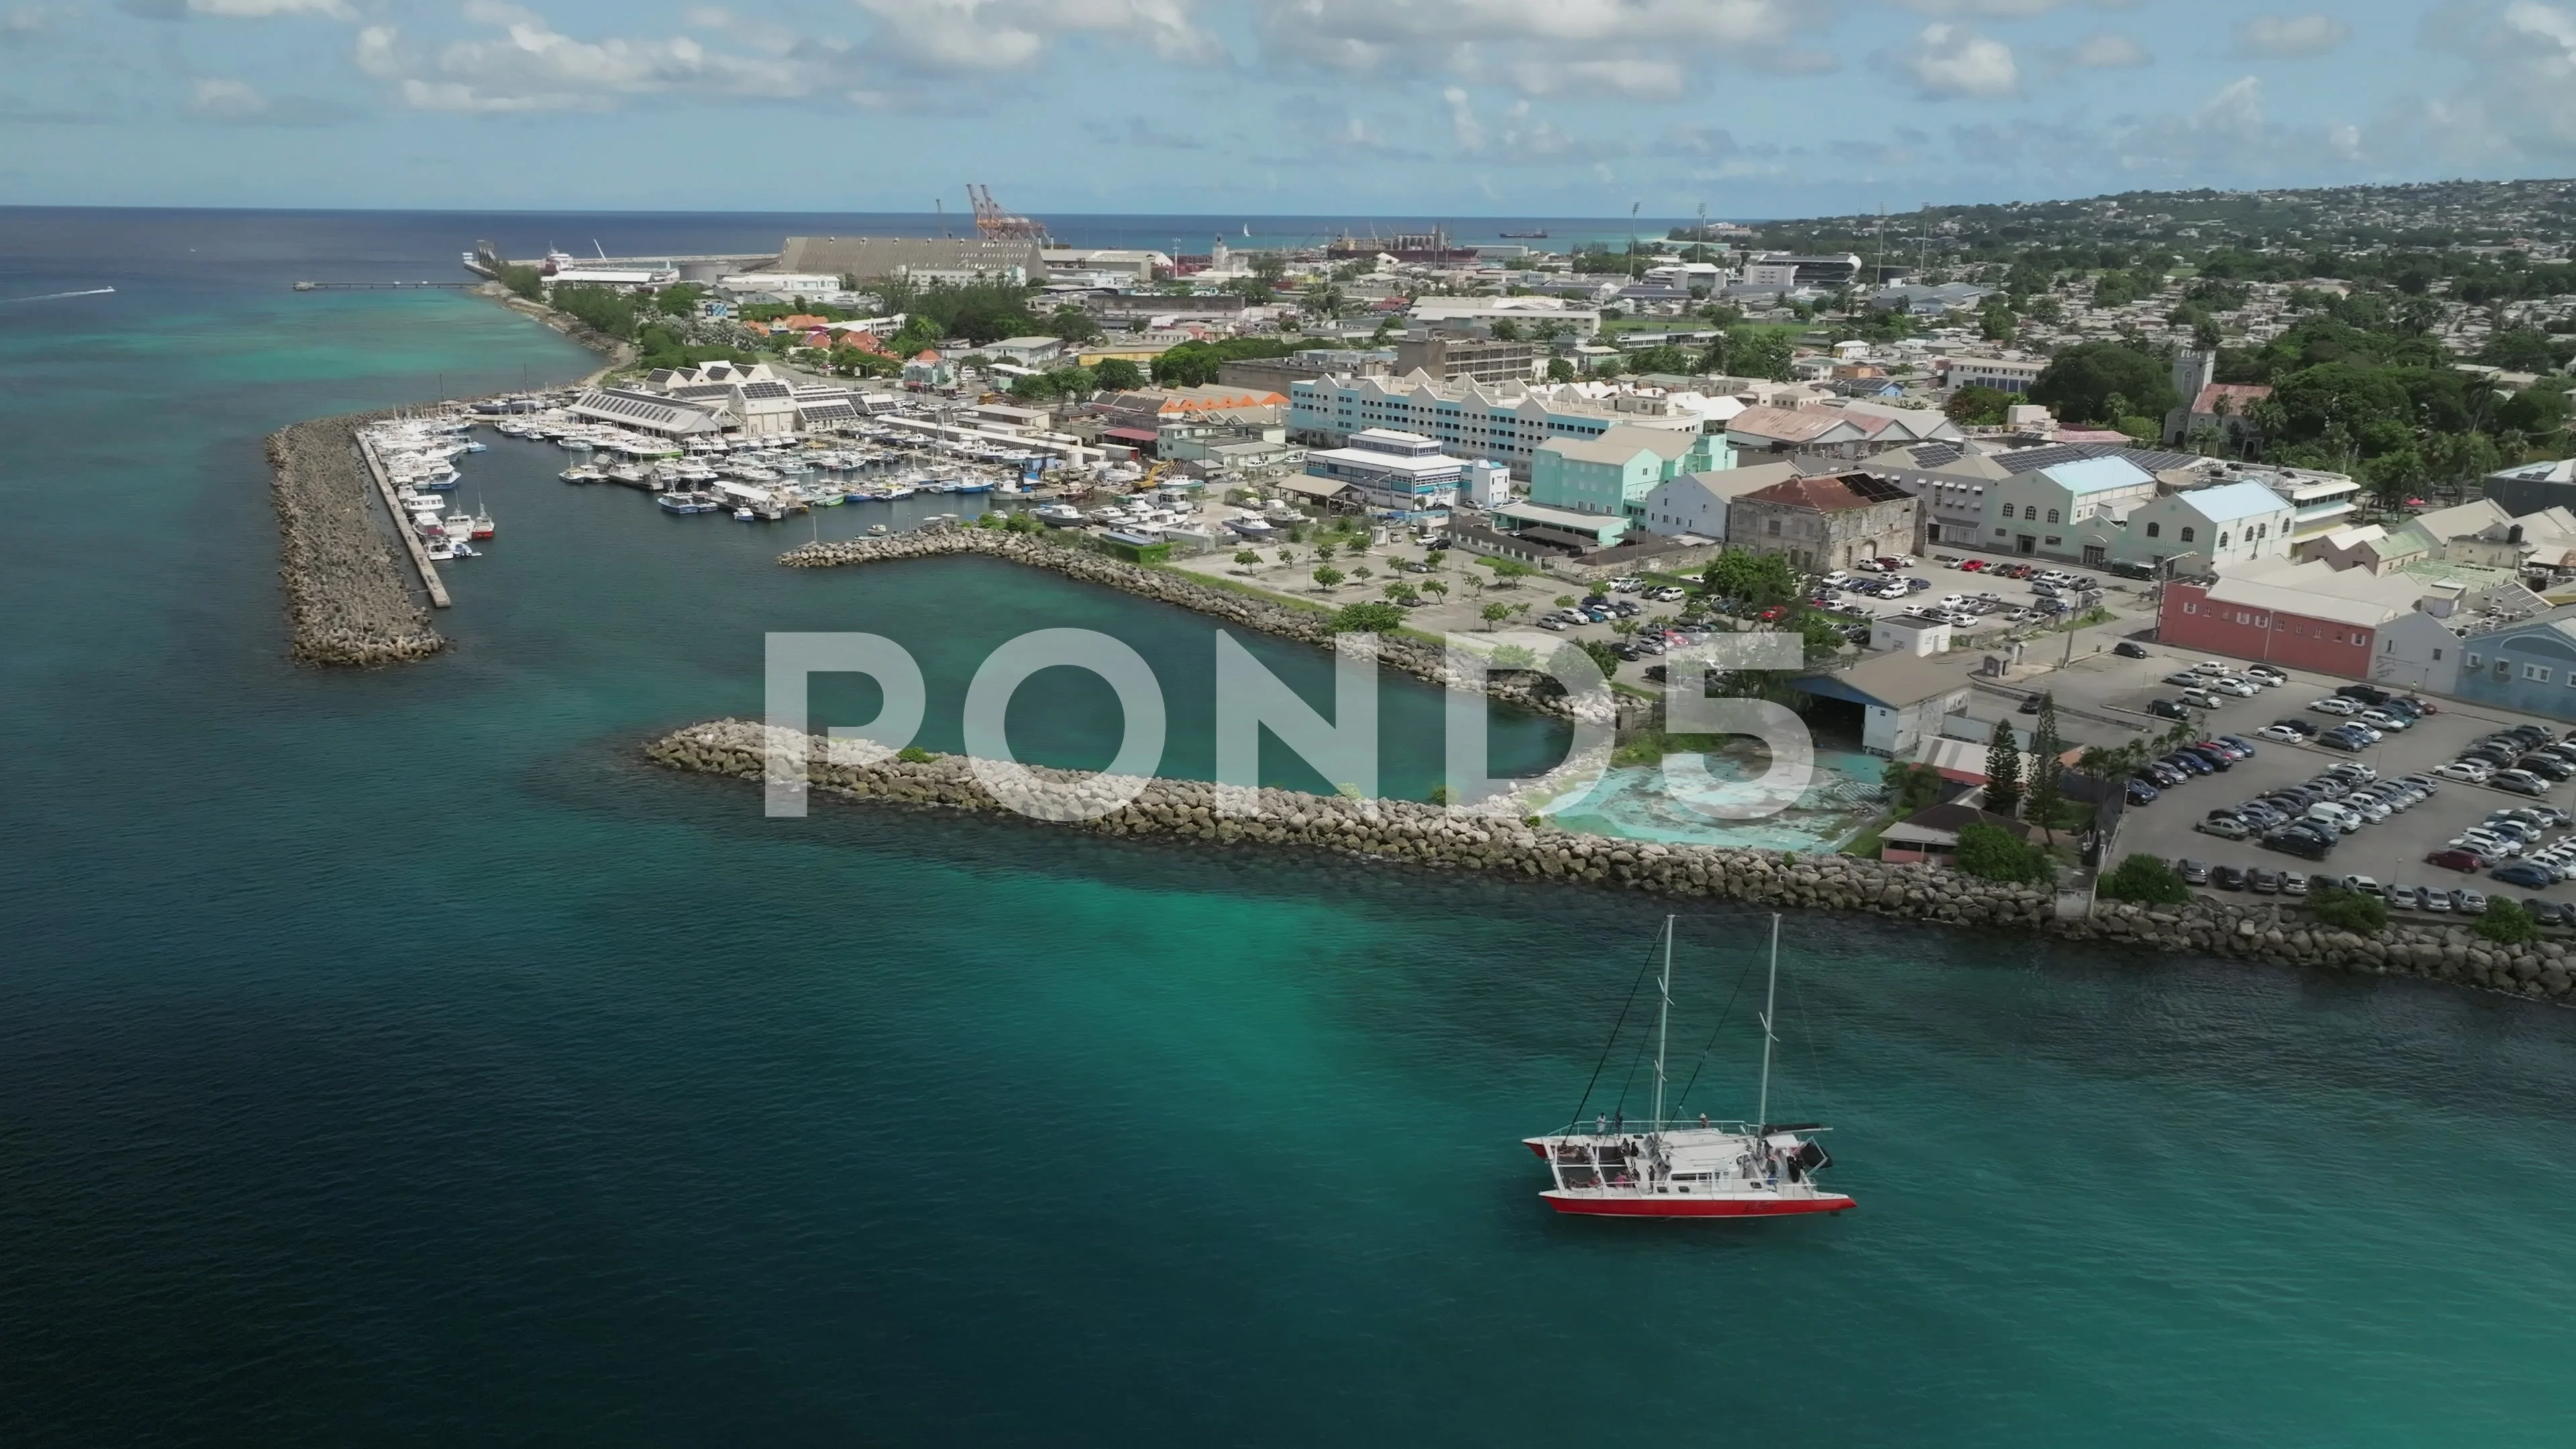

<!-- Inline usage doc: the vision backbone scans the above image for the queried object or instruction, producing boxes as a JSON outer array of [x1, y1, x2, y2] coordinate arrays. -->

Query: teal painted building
[[1526, 425, 1726, 521]]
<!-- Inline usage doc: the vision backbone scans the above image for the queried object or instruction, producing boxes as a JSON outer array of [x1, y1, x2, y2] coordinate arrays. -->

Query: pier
[[357, 435, 451, 608], [294, 280, 478, 291]]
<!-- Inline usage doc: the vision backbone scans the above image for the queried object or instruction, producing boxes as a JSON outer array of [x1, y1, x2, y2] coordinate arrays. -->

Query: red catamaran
[[1524, 915, 1854, 1219]]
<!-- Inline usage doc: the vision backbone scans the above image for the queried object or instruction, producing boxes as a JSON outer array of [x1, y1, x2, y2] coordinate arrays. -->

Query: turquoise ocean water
[[6, 211, 2576, 1444]]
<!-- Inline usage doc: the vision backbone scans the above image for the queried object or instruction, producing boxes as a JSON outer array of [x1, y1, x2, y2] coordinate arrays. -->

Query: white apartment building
[[1407, 296, 1602, 339], [1289, 373, 1703, 478], [1943, 356, 2049, 394]]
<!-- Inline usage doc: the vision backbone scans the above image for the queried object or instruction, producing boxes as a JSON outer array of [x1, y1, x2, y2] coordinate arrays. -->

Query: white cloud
[[189, 0, 356, 16], [1441, 85, 1483, 151], [1900, 22, 2019, 98], [188, 76, 270, 117], [2068, 32, 2149, 67], [1894, 0, 2069, 14], [2235, 13, 2351, 58], [1254, 0, 1817, 92], [2398, 3, 2576, 164], [355, 3, 841, 113], [853, 0, 1224, 71], [3, 4, 54, 36], [1510, 57, 1686, 99]]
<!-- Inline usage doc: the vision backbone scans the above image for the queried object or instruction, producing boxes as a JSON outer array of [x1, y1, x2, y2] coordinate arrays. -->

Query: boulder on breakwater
[[647, 717, 2576, 1005], [266, 412, 446, 666], [780, 524, 1580, 719]]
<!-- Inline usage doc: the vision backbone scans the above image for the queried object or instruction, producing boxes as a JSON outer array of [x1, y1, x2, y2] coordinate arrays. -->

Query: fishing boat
[[1032, 502, 1087, 528], [1523, 916, 1852, 1220], [470, 509, 496, 539]]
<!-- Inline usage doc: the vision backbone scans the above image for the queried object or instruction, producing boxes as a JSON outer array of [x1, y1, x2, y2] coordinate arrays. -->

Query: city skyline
[[2, 2, 2574, 216]]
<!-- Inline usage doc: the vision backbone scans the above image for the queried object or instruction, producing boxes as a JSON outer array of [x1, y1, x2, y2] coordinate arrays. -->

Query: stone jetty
[[649, 716, 2576, 1004], [266, 411, 447, 666], [780, 524, 1577, 718]]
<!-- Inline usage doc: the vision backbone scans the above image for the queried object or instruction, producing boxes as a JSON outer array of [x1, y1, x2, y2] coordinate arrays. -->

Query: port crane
[[967, 184, 1051, 244]]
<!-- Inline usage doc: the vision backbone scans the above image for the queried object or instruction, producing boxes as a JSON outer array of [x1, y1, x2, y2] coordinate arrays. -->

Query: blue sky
[[3, 1, 2575, 217]]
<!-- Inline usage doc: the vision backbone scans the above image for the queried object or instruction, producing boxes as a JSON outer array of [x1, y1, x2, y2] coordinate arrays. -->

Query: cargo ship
[[1324, 227, 1481, 265]]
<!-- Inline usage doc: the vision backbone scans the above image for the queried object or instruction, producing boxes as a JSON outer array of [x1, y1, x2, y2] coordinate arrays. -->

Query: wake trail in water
[[2, 287, 115, 304]]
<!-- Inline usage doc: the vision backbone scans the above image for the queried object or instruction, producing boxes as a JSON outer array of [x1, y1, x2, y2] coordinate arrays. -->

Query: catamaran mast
[[1652, 915, 1673, 1128], [1756, 913, 1780, 1129]]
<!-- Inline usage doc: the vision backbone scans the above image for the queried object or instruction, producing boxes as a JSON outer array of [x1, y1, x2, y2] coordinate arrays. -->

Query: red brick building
[[2155, 559, 2421, 677]]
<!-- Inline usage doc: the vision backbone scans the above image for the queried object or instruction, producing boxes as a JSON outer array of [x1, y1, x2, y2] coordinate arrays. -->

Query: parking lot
[[2092, 645, 2576, 916]]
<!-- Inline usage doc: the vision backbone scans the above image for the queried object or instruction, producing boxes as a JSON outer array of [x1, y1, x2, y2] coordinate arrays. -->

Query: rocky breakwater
[[779, 525, 1573, 718], [649, 718, 2576, 1004], [2073, 899, 2575, 1003], [645, 717, 2059, 928], [266, 412, 445, 666]]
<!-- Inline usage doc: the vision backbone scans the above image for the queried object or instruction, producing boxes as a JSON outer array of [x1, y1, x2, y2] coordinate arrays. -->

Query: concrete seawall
[[648, 718, 2576, 1004], [780, 524, 1580, 718], [266, 411, 447, 667]]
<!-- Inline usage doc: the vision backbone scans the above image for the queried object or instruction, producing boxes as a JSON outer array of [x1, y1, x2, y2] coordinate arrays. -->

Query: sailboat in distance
[[1524, 914, 1853, 1219]]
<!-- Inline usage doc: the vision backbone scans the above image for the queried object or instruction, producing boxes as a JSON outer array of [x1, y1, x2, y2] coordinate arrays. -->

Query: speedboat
[[424, 539, 455, 561]]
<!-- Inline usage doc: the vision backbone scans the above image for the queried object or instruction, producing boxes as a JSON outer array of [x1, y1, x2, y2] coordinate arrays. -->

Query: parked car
[[2114, 641, 2151, 659], [2386, 883, 2422, 910], [2149, 698, 2192, 720], [2309, 696, 2363, 716], [2526, 898, 2571, 928], [2245, 664, 2288, 684], [2176, 858, 2211, 885], [2255, 724, 2304, 743], [2195, 816, 2251, 840], [2212, 865, 2249, 890], [2248, 867, 2282, 894], [2426, 847, 2489, 871], [2494, 770, 2552, 796], [2181, 689, 2226, 711], [2281, 870, 2311, 895], [2453, 888, 2490, 915], [2125, 778, 2161, 805], [2271, 718, 2319, 738], [2491, 861, 2556, 888]]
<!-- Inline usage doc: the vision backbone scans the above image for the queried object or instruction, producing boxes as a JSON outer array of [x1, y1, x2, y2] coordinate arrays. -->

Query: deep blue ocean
[[5, 209, 2576, 1445]]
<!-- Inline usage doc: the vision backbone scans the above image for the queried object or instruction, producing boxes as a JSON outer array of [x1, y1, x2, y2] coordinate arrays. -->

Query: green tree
[[1482, 557, 1538, 586], [1546, 358, 1578, 383], [2026, 694, 2067, 838], [1946, 384, 2013, 426], [1887, 761, 1947, 815], [1383, 581, 1419, 605], [1489, 319, 1523, 341], [1233, 548, 1261, 571], [1479, 601, 1511, 629], [1702, 549, 1801, 611], [499, 264, 545, 301], [1311, 565, 1345, 592], [1984, 718, 2025, 817], [1313, 541, 1336, 563], [2099, 853, 2191, 905], [1556, 638, 1621, 681], [1326, 600, 1405, 633], [2306, 885, 2390, 934], [1491, 643, 1540, 670], [2477, 897, 2541, 945], [1955, 822, 2056, 885], [2029, 341, 2178, 425], [1089, 356, 1145, 391], [1043, 305, 1104, 345]]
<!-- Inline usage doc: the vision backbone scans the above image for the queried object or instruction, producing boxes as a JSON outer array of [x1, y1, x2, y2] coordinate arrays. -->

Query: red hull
[[1542, 1192, 1854, 1218]]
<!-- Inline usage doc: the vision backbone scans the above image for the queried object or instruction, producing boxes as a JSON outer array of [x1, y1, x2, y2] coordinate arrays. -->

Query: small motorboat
[[734, 506, 758, 521]]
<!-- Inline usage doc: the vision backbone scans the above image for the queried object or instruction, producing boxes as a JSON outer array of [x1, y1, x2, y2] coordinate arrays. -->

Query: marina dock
[[357, 435, 451, 608]]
